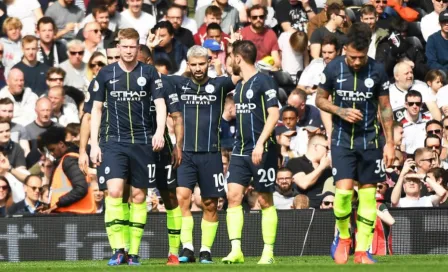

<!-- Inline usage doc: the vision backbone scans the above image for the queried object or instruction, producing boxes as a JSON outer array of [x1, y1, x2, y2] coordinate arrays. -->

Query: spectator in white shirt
[[421, 0, 448, 41], [4, 0, 43, 36], [391, 162, 446, 208], [81, 0, 131, 32], [121, 0, 156, 45], [278, 30, 308, 83], [82, 22, 104, 63], [0, 68, 38, 126], [424, 134, 448, 169], [401, 90, 430, 156], [389, 62, 441, 122]]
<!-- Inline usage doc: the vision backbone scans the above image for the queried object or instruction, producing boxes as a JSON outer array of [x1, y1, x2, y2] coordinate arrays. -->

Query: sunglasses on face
[[107, 56, 120, 60], [420, 157, 436, 163], [435, 0, 448, 3], [48, 77, 64, 82], [89, 61, 105, 69], [392, 165, 403, 171], [323, 201, 333, 206], [0, 185, 8, 191], [69, 51, 84, 56], [427, 129, 441, 135], [375, 0, 387, 3], [407, 102, 422, 107], [251, 15, 265, 20], [428, 145, 441, 149], [26, 185, 43, 193], [90, 29, 101, 34]]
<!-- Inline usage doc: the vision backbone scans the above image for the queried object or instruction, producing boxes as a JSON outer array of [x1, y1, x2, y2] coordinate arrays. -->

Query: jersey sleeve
[[378, 202, 388, 212], [93, 70, 106, 102], [261, 76, 279, 108], [148, 66, 164, 100], [377, 64, 390, 97], [163, 77, 181, 114], [222, 77, 236, 94], [83, 80, 96, 114], [318, 62, 335, 93]]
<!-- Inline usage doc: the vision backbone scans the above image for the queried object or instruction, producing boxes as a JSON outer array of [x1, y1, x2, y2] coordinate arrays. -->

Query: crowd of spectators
[[0, 0, 446, 223]]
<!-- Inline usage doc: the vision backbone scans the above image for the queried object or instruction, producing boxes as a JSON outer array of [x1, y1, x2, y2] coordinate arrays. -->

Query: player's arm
[[253, 106, 279, 165], [153, 98, 167, 152], [379, 94, 395, 167], [171, 111, 184, 168], [78, 113, 91, 174], [89, 73, 105, 165], [316, 88, 363, 123]]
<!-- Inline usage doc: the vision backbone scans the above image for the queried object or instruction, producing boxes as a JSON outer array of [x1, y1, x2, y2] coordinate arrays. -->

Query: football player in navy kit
[[90, 28, 167, 266], [223, 40, 280, 265], [315, 23, 395, 265]]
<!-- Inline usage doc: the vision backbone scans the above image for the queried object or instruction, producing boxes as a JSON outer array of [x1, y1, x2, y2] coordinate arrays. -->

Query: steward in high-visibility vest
[[39, 126, 95, 214]]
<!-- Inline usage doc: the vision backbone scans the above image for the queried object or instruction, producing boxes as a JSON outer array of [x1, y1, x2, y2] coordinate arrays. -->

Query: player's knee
[[257, 192, 273, 209], [160, 189, 178, 209], [107, 187, 123, 198], [226, 191, 243, 207], [201, 197, 218, 212], [131, 189, 146, 204]]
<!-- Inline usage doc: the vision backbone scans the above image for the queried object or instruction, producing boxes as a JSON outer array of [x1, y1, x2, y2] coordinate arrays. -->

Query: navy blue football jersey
[[170, 75, 235, 152], [319, 56, 390, 150], [233, 72, 279, 156], [93, 62, 164, 144]]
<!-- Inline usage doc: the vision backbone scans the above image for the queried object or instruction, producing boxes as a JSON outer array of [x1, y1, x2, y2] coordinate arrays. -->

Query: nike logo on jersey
[[336, 79, 347, 83], [167, 179, 175, 184], [218, 188, 225, 192], [380, 174, 386, 178], [110, 79, 120, 84], [264, 183, 273, 187], [149, 179, 156, 183]]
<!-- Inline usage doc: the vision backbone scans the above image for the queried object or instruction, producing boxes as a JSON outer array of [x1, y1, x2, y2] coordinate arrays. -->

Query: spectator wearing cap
[[276, 125, 298, 166], [309, 3, 348, 60], [273, 168, 297, 210], [401, 90, 430, 156], [426, 10, 448, 75], [240, 5, 280, 69], [287, 134, 332, 208], [166, 5, 195, 49], [389, 62, 441, 122], [203, 39, 225, 77], [7, 175, 44, 215], [421, 0, 448, 41], [307, 0, 351, 39], [319, 191, 334, 209]]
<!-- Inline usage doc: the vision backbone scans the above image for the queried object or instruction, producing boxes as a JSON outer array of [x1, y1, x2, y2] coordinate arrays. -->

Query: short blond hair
[[118, 28, 140, 42], [2, 17, 22, 34]]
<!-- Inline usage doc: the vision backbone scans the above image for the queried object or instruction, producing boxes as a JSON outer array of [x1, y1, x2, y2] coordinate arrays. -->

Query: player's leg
[[122, 184, 131, 255], [197, 152, 225, 264], [156, 149, 181, 265], [176, 152, 197, 263], [354, 149, 383, 264], [331, 146, 357, 264], [252, 146, 278, 265], [125, 144, 156, 265], [99, 143, 129, 266], [222, 155, 252, 264]]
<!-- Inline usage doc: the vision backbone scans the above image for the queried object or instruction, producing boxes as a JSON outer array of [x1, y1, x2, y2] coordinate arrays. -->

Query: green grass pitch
[[0, 255, 447, 271]]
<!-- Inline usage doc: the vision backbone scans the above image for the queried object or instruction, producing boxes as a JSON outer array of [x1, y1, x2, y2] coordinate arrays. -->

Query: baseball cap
[[303, 117, 324, 132], [275, 125, 297, 137], [203, 39, 221, 51], [439, 9, 448, 22]]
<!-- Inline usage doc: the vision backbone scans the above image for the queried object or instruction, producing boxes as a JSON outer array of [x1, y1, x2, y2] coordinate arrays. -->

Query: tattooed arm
[[315, 88, 363, 124], [379, 94, 395, 167]]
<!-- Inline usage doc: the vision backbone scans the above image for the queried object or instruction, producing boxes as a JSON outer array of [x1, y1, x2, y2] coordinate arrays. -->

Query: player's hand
[[337, 108, 363, 123], [383, 142, 395, 168], [172, 145, 182, 168], [78, 151, 90, 175], [152, 132, 165, 152], [402, 158, 416, 174], [89, 145, 102, 166], [252, 144, 264, 166]]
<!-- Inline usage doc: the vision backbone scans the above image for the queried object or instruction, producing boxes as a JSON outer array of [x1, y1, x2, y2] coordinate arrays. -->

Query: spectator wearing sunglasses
[[60, 39, 88, 91], [319, 191, 334, 209], [12, 35, 50, 97], [401, 90, 430, 157], [76, 6, 116, 50], [421, 0, 448, 41], [8, 175, 44, 215], [287, 134, 332, 208], [426, 119, 443, 139], [0, 176, 13, 216], [424, 134, 448, 169], [48, 86, 80, 127], [81, 22, 106, 63], [415, 147, 437, 175]]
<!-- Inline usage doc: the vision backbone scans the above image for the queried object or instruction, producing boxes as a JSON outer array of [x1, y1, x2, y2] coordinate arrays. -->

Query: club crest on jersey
[[364, 78, 374, 88], [93, 80, 99, 92], [137, 76, 147, 87], [246, 89, 254, 99], [205, 84, 215, 93], [99, 176, 105, 184]]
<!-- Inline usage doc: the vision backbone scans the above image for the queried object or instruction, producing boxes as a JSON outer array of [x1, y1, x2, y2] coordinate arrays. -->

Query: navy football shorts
[[154, 144, 177, 191]]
